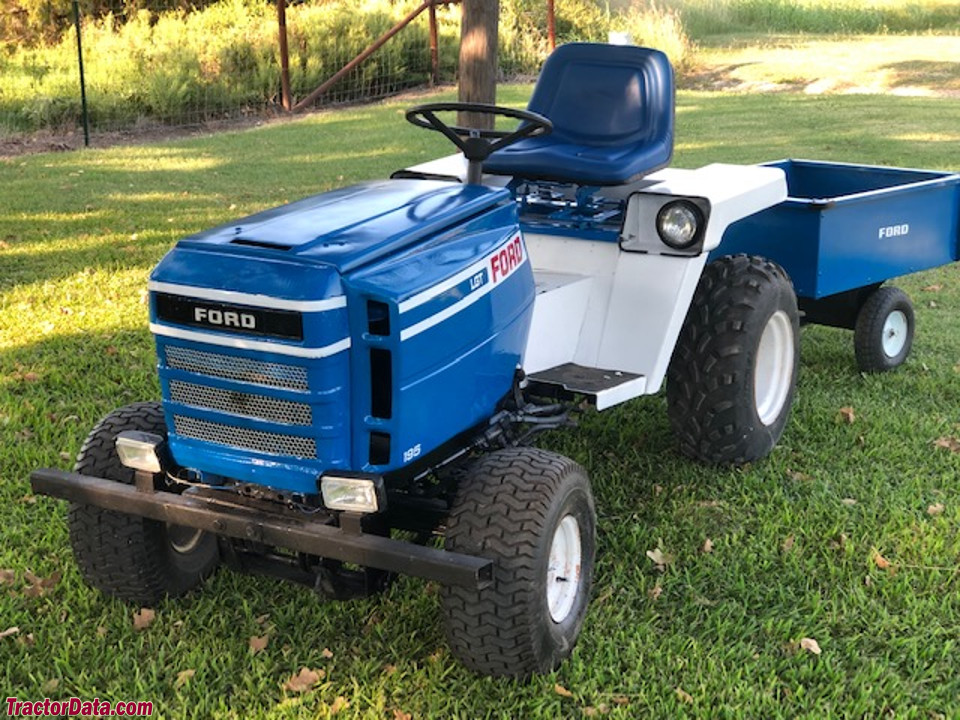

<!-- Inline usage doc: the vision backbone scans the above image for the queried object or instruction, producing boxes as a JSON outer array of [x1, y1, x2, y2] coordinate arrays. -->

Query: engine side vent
[[369, 349, 392, 419], [367, 300, 390, 336], [369, 432, 391, 465]]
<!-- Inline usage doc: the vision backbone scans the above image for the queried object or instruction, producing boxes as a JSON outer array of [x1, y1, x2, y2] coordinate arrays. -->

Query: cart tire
[[854, 286, 914, 373], [442, 447, 596, 678], [667, 254, 800, 465], [68, 402, 219, 605]]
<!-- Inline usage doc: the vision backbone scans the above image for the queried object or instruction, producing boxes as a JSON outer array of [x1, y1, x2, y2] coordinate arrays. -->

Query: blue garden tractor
[[31, 42, 960, 677]]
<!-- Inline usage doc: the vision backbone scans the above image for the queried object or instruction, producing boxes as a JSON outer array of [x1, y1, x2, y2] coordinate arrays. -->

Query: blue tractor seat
[[483, 43, 675, 186]]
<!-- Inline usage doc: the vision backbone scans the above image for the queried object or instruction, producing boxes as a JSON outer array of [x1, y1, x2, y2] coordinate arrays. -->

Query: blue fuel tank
[[148, 179, 535, 494]]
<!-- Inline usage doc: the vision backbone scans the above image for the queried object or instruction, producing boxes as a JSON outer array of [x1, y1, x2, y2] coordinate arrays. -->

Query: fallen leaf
[[0, 626, 19, 639], [787, 470, 812, 483], [330, 696, 349, 715], [19, 633, 35, 647], [554, 684, 574, 699], [175, 669, 195, 688], [0, 569, 14, 584], [249, 634, 269, 654], [927, 503, 945, 516], [255, 613, 270, 626], [383, 664, 398, 676], [105, 346, 118, 356], [701, 538, 714, 554], [23, 570, 60, 597], [922, 283, 943, 292], [697, 499, 724, 507], [41, 678, 59, 693], [676, 687, 694, 703], [59, 451, 72, 462], [841, 498, 857, 506], [392, 711, 412, 720], [646, 547, 672, 570], [648, 583, 663, 601], [284, 667, 323, 693], [933, 436, 960, 453], [22, 372, 40, 382], [96, 626, 108, 637], [133, 608, 156, 631], [829, 533, 848, 550], [321, 647, 334, 659], [929, 300, 939, 308], [872, 549, 892, 570], [612, 696, 630, 706], [799, 637, 822, 655], [838, 406, 855, 424], [781, 534, 796, 552]]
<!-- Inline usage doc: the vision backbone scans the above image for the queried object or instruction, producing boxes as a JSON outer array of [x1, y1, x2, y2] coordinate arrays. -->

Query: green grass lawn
[[2, 85, 960, 718]]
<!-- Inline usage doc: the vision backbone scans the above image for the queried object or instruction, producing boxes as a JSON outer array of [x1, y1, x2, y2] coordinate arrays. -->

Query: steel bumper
[[30, 469, 492, 590]]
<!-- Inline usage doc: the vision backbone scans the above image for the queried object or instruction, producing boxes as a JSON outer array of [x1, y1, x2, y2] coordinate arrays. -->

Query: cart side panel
[[815, 183, 959, 298], [714, 204, 823, 298]]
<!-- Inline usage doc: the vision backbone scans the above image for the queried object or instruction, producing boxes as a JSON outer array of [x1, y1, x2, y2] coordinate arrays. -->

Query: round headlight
[[656, 201, 703, 250]]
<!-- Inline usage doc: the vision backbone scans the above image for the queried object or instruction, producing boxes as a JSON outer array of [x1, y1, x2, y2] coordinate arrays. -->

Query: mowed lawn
[[2, 85, 960, 718]]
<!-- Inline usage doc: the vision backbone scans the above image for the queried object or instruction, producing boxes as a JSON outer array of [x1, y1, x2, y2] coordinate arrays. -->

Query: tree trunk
[[458, 0, 499, 130]]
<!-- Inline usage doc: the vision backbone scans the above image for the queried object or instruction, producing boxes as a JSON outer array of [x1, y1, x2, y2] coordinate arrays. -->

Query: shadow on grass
[[882, 60, 960, 91]]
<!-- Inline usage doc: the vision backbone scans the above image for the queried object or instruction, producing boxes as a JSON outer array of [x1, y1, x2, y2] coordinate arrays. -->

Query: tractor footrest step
[[526, 363, 646, 411]]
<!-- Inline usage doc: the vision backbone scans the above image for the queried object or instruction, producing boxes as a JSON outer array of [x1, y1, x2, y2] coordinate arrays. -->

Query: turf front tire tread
[[442, 447, 596, 678], [68, 402, 219, 605]]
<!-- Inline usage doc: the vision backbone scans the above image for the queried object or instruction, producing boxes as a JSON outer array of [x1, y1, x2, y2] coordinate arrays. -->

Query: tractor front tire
[[667, 254, 800, 465], [854, 285, 914, 373], [68, 402, 219, 605], [442, 448, 596, 678]]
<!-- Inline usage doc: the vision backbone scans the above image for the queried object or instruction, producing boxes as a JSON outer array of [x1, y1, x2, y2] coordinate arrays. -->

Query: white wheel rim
[[754, 310, 795, 427], [546, 515, 582, 624], [167, 523, 204, 554], [882, 310, 908, 358]]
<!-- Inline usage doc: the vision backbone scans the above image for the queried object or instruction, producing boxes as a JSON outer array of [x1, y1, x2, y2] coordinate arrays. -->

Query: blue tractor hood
[[171, 179, 511, 273]]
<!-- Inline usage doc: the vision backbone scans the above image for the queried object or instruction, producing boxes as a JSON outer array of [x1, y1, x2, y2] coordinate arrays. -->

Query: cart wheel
[[667, 254, 800, 465], [68, 402, 219, 605], [442, 447, 596, 678], [854, 286, 914, 373]]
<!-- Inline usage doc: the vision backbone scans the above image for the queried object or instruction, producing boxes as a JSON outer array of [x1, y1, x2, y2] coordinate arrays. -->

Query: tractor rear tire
[[442, 447, 596, 678], [68, 402, 219, 605], [667, 254, 800, 465], [854, 286, 914, 373]]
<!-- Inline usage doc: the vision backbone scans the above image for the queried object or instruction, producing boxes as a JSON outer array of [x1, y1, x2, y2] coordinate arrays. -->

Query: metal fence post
[[72, 0, 90, 146]]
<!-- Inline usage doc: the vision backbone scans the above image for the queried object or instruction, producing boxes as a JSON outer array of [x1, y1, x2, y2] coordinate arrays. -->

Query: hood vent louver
[[230, 238, 292, 251]]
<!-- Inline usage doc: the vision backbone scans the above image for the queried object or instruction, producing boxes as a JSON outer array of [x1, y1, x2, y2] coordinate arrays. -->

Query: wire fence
[[0, 0, 472, 150]]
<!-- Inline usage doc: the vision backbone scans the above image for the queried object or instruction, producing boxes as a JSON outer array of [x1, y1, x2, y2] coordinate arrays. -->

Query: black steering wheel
[[405, 102, 552, 184]]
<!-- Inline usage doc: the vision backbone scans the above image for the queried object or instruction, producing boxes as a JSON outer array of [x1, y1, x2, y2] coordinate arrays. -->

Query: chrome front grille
[[169, 380, 312, 426], [165, 346, 308, 391], [173, 415, 317, 459]]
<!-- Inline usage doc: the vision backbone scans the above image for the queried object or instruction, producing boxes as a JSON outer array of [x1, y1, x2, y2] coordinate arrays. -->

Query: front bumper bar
[[30, 469, 492, 590]]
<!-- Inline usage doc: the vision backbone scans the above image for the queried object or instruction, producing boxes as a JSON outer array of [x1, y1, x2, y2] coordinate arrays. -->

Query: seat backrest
[[484, 43, 675, 185], [530, 43, 673, 147]]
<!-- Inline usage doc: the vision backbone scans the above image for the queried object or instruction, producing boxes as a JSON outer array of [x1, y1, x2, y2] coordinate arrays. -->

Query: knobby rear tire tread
[[667, 254, 799, 465]]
